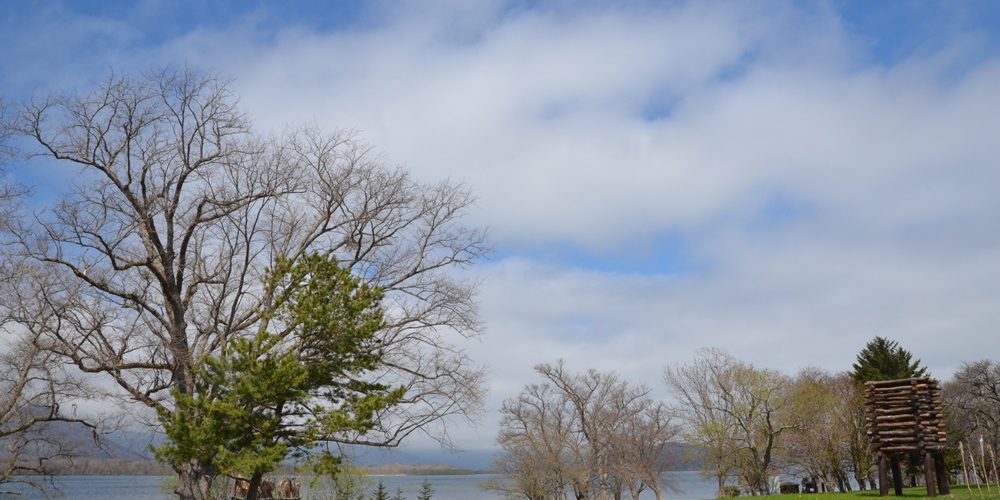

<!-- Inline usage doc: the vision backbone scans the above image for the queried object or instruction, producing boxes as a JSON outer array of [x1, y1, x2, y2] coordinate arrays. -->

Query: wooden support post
[[924, 452, 937, 497], [878, 454, 889, 497], [934, 452, 950, 494], [960, 441, 974, 496], [890, 454, 904, 496], [990, 444, 1000, 495], [969, 441, 984, 497]]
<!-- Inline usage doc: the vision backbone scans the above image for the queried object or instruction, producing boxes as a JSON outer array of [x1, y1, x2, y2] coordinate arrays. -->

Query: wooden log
[[876, 396, 915, 402], [869, 379, 916, 387], [880, 430, 919, 436], [875, 408, 914, 415], [876, 414, 916, 421], [869, 403, 918, 409], [869, 403, 913, 415], [924, 451, 937, 497], [873, 385, 914, 391], [877, 421, 918, 428], [879, 454, 889, 497], [934, 453, 950, 495], [873, 381, 915, 388], [891, 455, 904, 496], [873, 390, 915, 397]]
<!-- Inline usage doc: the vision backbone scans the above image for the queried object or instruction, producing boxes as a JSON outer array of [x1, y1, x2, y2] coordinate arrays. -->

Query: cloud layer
[[4, 1, 1000, 448]]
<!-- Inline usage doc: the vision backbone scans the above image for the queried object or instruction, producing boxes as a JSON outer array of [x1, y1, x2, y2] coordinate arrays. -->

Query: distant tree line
[[495, 337, 1000, 499], [15, 458, 173, 476]]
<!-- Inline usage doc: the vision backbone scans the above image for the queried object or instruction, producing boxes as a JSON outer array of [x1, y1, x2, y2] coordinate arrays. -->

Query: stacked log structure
[[865, 378, 949, 497]]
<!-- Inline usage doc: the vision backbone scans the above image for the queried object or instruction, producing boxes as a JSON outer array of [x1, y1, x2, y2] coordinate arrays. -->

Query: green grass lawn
[[752, 485, 1000, 500]]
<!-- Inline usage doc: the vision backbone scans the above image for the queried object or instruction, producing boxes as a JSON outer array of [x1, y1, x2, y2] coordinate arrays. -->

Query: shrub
[[719, 485, 741, 497]]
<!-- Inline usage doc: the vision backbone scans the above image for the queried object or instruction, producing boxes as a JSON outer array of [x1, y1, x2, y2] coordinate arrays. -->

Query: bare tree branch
[[6, 69, 488, 500]]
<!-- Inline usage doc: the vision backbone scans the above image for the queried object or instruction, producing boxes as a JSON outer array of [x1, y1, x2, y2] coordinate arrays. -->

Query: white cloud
[[148, 3, 1000, 249], [7, 1, 1000, 450]]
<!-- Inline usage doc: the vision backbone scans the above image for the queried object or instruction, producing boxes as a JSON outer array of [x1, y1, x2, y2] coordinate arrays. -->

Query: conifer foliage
[[373, 481, 388, 500], [156, 253, 404, 500], [851, 336, 928, 383], [417, 479, 434, 500]]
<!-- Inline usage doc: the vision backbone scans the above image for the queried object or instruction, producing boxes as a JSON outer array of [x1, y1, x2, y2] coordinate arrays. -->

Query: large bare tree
[[489, 383, 580, 500], [782, 369, 856, 492], [606, 400, 679, 500], [944, 359, 1000, 478], [663, 348, 740, 493], [5, 69, 488, 499], [842, 376, 876, 491], [665, 349, 794, 496], [492, 361, 679, 500]]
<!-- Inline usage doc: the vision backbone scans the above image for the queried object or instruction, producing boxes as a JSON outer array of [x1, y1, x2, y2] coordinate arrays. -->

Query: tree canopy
[[417, 479, 434, 500], [155, 253, 404, 500], [851, 336, 928, 384], [6, 68, 487, 500]]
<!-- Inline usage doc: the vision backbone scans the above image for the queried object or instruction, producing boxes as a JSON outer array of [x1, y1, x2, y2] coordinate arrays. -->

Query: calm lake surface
[[0, 471, 719, 499]]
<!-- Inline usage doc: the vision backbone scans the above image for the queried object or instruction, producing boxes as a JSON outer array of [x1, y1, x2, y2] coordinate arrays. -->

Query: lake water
[[0, 471, 719, 499]]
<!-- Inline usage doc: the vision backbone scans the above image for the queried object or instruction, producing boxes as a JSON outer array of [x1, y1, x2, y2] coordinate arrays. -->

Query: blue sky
[[4, 1, 1000, 449]]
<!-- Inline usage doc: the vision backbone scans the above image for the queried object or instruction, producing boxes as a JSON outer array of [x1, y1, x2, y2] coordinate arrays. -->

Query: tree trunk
[[246, 472, 264, 500], [175, 461, 214, 500]]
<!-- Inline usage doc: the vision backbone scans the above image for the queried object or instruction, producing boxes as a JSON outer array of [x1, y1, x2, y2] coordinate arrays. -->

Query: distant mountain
[[15, 421, 153, 460], [349, 441, 704, 472], [666, 442, 706, 471], [66, 427, 164, 460], [348, 446, 495, 471]]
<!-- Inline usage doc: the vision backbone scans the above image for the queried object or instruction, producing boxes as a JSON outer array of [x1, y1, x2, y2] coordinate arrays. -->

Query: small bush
[[719, 485, 741, 497]]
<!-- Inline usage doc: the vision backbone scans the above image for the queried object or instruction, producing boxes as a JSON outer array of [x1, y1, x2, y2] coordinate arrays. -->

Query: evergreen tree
[[373, 481, 388, 500], [155, 253, 404, 500], [417, 479, 434, 500], [851, 336, 928, 383], [391, 486, 406, 500], [330, 462, 371, 500]]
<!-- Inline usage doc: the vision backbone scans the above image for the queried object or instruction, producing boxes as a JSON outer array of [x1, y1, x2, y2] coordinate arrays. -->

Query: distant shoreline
[[13, 459, 484, 477], [360, 464, 480, 476], [21, 465, 705, 477]]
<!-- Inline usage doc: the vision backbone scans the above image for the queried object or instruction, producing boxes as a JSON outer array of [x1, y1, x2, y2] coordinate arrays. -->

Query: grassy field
[[753, 485, 1000, 500]]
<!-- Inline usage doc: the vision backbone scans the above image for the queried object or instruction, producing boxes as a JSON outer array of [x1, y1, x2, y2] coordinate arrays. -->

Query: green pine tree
[[851, 336, 928, 383], [417, 479, 434, 500], [154, 253, 405, 500], [391, 486, 406, 500], [373, 481, 389, 500]]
